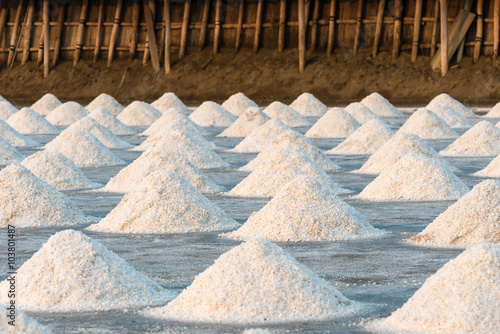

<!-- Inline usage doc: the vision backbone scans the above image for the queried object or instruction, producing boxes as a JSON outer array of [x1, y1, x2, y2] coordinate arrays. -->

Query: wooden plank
[[179, 0, 191, 59], [214, 0, 222, 55], [392, 0, 403, 60], [143, 0, 160, 72], [431, 0, 439, 57], [94, 0, 105, 62], [327, 0, 336, 56], [53, 4, 64, 66], [253, 0, 263, 53], [43, 0, 49, 78], [298, 0, 305, 73], [8, 0, 24, 66], [440, 0, 448, 76], [198, 0, 210, 50], [143, 0, 155, 65], [164, 0, 171, 73], [278, 0, 286, 52], [235, 0, 244, 51], [411, 0, 423, 62], [74, 0, 89, 65], [21, 0, 34, 65], [474, 0, 484, 63], [372, 0, 385, 57], [457, 0, 473, 63], [310, 0, 320, 51], [108, 0, 123, 67], [353, 0, 363, 55]]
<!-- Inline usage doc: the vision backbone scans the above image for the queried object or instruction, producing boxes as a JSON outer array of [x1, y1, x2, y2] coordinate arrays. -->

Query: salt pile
[[144, 238, 359, 324], [397, 108, 458, 139], [357, 153, 469, 201], [189, 101, 237, 127], [66, 117, 132, 149], [0, 164, 89, 227], [143, 107, 207, 136], [440, 120, 500, 157], [241, 130, 340, 171], [1, 307, 53, 334], [0, 229, 174, 312], [231, 119, 291, 153], [0, 119, 40, 147], [474, 154, 500, 177], [0, 101, 17, 120], [371, 243, 500, 333], [484, 101, 500, 118], [86, 93, 124, 116], [221, 92, 259, 116], [134, 130, 228, 169], [104, 150, 222, 193], [328, 118, 394, 155], [409, 180, 500, 247], [218, 107, 270, 137], [223, 176, 382, 242], [0, 95, 8, 102], [289, 92, 328, 117], [357, 132, 456, 174], [360, 92, 403, 117], [305, 107, 360, 138], [6, 107, 60, 134], [428, 93, 476, 118], [22, 151, 101, 190], [426, 103, 472, 128], [89, 107, 135, 135], [45, 129, 125, 167], [344, 102, 380, 124], [137, 122, 216, 150], [151, 92, 191, 115], [89, 171, 238, 234], [0, 136, 24, 164], [230, 150, 348, 197], [118, 101, 162, 126], [45, 101, 89, 126], [263, 102, 311, 127], [30, 93, 62, 116]]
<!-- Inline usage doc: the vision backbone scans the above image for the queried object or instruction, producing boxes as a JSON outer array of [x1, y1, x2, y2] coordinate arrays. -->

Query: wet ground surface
[[1, 110, 499, 333]]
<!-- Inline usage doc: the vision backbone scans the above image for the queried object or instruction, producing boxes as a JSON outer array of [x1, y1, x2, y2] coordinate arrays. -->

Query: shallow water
[[1, 112, 499, 333]]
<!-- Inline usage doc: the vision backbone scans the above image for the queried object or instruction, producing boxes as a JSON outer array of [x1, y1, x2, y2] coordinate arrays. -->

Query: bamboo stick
[[74, 0, 88, 65], [431, 0, 439, 57], [37, 31, 43, 66], [214, 0, 222, 55], [440, 0, 448, 76], [43, 0, 49, 78], [310, 0, 320, 51], [94, 0, 104, 63], [129, 0, 140, 59], [411, 0, 423, 62], [457, 0, 473, 63], [143, 0, 155, 65], [278, 0, 286, 52], [179, 0, 191, 59], [474, 0, 484, 63], [235, 0, 244, 51], [159, 2, 165, 60], [21, 0, 34, 65], [392, 0, 403, 60], [198, 0, 210, 50], [143, 0, 160, 72], [8, 0, 24, 66], [53, 4, 64, 66], [164, 0, 171, 73], [327, 0, 336, 56], [108, 0, 123, 67], [0, 3, 7, 63], [495, 0, 499, 59], [304, 0, 310, 38], [353, 0, 363, 55], [298, 0, 305, 73], [372, 0, 385, 57], [254, 0, 264, 53]]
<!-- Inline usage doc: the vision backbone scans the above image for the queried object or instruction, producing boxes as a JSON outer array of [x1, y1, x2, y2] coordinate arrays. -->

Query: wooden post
[[179, 0, 191, 59], [37, 32, 43, 66], [53, 4, 64, 66], [108, 0, 123, 67], [164, 0, 171, 73], [198, 0, 210, 50], [474, 0, 484, 63], [392, 0, 403, 60], [411, 0, 423, 62], [22, 0, 35, 65], [43, 0, 49, 78], [74, 0, 89, 66], [372, 0, 385, 57], [129, 0, 140, 59], [456, 0, 472, 63], [440, 0, 448, 76], [214, 0, 222, 55], [253, 0, 264, 53], [278, 0, 286, 52], [0, 3, 7, 61], [235, 0, 244, 51], [298, 0, 305, 73], [143, 0, 160, 72], [353, 0, 363, 55], [143, 0, 155, 65], [431, 0, 439, 57], [495, 0, 499, 59], [327, 0, 336, 56], [94, 0, 105, 63], [8, 0, 24, 67], [310, 0, 320, 51]]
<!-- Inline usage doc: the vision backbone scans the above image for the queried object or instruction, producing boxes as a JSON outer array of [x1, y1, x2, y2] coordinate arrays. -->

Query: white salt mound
[[426, 103, 472, 128], [440, 120, 500, 157], [144, 238, 359, 324], [328, 118, 394, 155], [497, 120, 500, 128], [218, 107, 270, 137], [358, 132, 456, 174], [189, 101, 237, 127], [0, 136, 24, 164], [221, 92, 259, 116], [45, 129, 125, 167], [1, 306, 53, 334], [357, 153, 469, 201], [104, 150, 222, 193], [0, 119, 40, 147], [89, 107, 135, 135], [0, 164, 89, 227], [360, 93, 403, 117], [230, 150, 349, 197], [0, 229, 174, 312], [241, 130, 340, 171], [7, 107, 60, 135], [22, 151, 101, 190], [223, 176, 382, 242], [428, 93, 476, 118], [397, 108, 458, 139], [305, 107, 360, 138], [143, 107, 208, 136], [475, 154, 500, 177], [86, 93, 124, 116], [409, 180, 500, 247], [89, 171, 238, 234], [151, 92, 191, 115], [484, 101, 500, 118], [0, 101, 17, 120], [231, 119, 291, 153], [118, 101, 162, 126], [66, 117, 131, 149], [344, 102, 380, 124], [30, 93, 62, 116], [0, 95, 8, 102], [371, 243, 500, 333], [263, 102, 311, 127], [45, 101, 89, 126], [289, 92, 328, 117], [137, 121, 216, 150]]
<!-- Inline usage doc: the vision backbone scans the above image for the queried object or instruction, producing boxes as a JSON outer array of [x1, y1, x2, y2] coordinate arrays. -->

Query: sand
[[45, 101, 89, 126], [1, 307, 53, 334], [426, 103, 472, 128], [218, 107, 270, 137], [360, 93, 403, 117], [289, 92, 328, 117], [86, 93, 124, 116], [305, 107, 360, 138], [117, 101, 162, 126], [66, 117, 132, 149], [151, 92, 191, 115], [0, 136, 24, 164], [231, 119, 292, 153], [397, 108, 458, 139], [263, 102, 311, 127], [189, 101, 237, 127], [440, 120, 500, 157], [89, 107, 135, 135], [0, 101, 17, 120], [0, 119, 40, 147], [344, 102, 380, 124], [30, 93, 62, 116], [221, 92, 259, 116], [143, 107, 208, 137], [6, 108, 60, 135], [428, 93, 476, 118], [474, 153, 500, 177]]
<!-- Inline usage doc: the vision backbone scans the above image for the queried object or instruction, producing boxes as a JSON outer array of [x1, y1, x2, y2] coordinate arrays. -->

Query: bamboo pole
[[21, 0, 35, 65], [37, 31, 43, 66], [310, 0, 320, 51], [456, 0, 473, 63], [253, 0, 264, 53], [159, 2, 165, 60], [278, 0, 286, 52], [179, 0, 191, 59], [129, 0, 140, 59], [143, 0, 155, 65], [108, 0, 123, 67], [431, 0, 439, 57], [411, 0, 423, 62], [495, 0, 499, 59], [74, 0, 89, 65], [214, 0, 222, 55], [304, 0, 311, 37], [392, 0, 403, 60], [198, 0, 210, 50], [440, 0, 448, 76], [143, 0, 160, 72], [235, 0, 244, 51], [43, 0, 49, 78], [0, 3, 7, 62], [298, 0, 305, 73], [327, 0, 336, 56], [474, 0, 484, 63], [164, 0, 171, 73], [53, 4, 64, 66], [8, 0, 24, 67], [372, 0, 385, 57], [94, 0, 104, 63], [353, 0, 363, 55]]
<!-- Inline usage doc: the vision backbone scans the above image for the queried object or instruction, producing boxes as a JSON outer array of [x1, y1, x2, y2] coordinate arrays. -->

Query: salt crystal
[[7, 107, 60, 135], [189, 101, 237, 127], [428, 93, 476, 118], [88, 107, 135, 135], [426, 103, 472, 128], [289, 92, 328, 117], [344, 102, 380, 124], [143, 107, 207, 136], [360, 93, 403, 117], [221, 92, 259, 116], [475, 154, 500, 177], [440, 120, 500, 157], [231, 119, 291, 153], [151, 92, 191, 115], [397, 108, 458, 139], [0, 136, 24, 164], [66, 116, 132, 149], [218, 107, 270, 137], [31, 93, 62, 116], [263, 102, 311, 127], [0, 119, 40, 147], [118, 101, 162, 126], [1, 306, 53, 334], [0, 101, 17, 120], [305, 107, 360, 138], [86, 93, 124, 116]]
